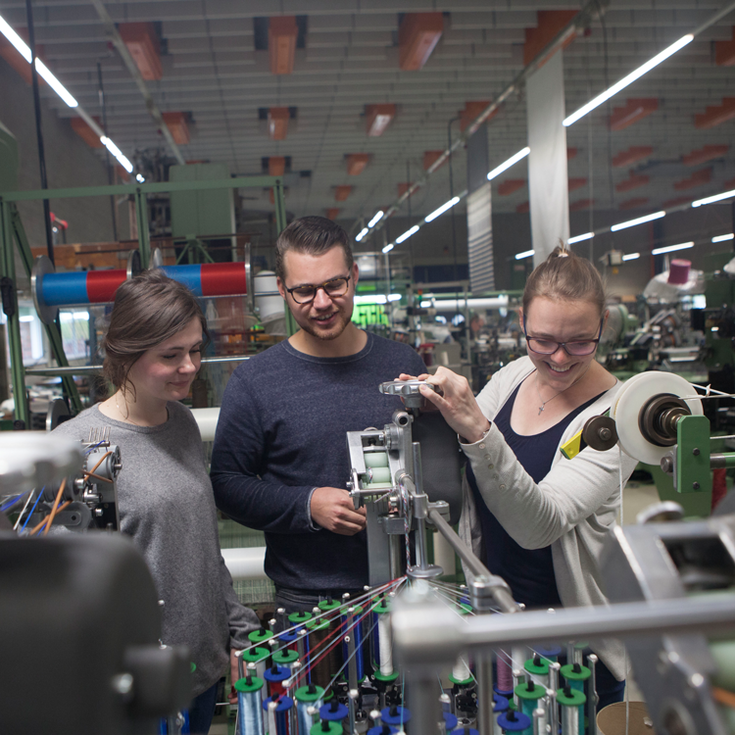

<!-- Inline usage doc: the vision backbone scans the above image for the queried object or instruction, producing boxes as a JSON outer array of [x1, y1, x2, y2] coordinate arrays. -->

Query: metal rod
[[711, 453, 735, 468], [476, 655, 494, 735]]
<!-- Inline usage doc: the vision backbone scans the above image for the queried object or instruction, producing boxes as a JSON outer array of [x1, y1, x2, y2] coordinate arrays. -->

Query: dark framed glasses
[[285, 275, 351, 305], [523, 318, 603, 356]]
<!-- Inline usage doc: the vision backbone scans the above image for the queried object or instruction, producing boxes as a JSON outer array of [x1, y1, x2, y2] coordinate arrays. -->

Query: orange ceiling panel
[[674, 167, 712, 191], [71, 116, 103, 148], [612, 146, 654, 168], [725, 177, 735, 190], [715, 27, 735, 66], [516, 201, 530, 214], [567, 148, 578, 160], [365, 104, 396, 137], [610, 99, 658, 131], [269, 16, 298, 75], [119, 23, 162, 81], [334, 185, 353, 202], [325, 208, 340, 221], [619, 197, 649, 210], [694, 98, 735, 129], [398, 183, 415, 198], [570, 198, 595, 211], [346, 154, 370, 176], [682, 145, 729, 166], [423, 151, 445, 171], [616, 173, 650, 193], [568, 177, 587, 192], [162, 112, 190, 145], [268, 156, 286, 176], [398, 13, 444, 71], [498, 179, 526, 196], [524, 10, 577, 66], [268, 107, 290, 140]]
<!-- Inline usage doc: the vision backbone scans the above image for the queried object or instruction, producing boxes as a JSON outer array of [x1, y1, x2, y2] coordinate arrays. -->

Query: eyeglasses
[[285, 275, 351, 305], [523, 319, 603, 356]]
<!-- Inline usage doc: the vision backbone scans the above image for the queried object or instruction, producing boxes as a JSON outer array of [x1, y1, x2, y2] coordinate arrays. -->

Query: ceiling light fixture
[[622, 252, 641, 261], [563, 34, 694, 127], [100, 136, 133, 173], [712, 233, 734, 243], [136, 173, 146, 183], [395, 225, 420, 244], [514, 250, 534, 260], [355, 227, 369, 242], [487, 147, 530, 181], [425, 196, 460, 223], [368, 211, 385, 228], [691, 188, 735, 208], [568, 232, 594, 244], [610, 210, 665, 232], [651, 241, 694, 255], [382, 243, 394, 254]]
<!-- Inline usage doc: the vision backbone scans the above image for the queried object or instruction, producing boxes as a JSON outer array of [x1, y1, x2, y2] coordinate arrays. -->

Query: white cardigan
[[458, 356, 638, 680]]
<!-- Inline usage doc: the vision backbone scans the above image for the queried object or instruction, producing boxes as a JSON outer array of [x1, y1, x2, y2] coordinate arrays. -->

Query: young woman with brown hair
[[55, 269, 258, 734]]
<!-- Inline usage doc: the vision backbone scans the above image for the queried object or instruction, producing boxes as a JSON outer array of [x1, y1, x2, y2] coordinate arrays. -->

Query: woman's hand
[[410, 367, 490, 443]]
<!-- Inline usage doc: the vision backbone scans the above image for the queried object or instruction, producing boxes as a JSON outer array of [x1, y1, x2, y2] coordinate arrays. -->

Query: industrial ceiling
[[1, 0, 734, 238]]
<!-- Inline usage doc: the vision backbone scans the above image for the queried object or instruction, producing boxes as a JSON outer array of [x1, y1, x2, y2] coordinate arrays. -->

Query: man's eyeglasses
[[285, 275, 351, 305], [523, 318, 604, 356]]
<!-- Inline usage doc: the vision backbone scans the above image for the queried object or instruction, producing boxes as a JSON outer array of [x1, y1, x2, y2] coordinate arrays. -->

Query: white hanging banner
[[526, 51, 570, 265]]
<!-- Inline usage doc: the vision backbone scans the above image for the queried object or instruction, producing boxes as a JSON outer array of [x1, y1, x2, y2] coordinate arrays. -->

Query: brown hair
[[274, 216, 353, 281], [522, 244, 606, 317], [103, 269, 209, 395]]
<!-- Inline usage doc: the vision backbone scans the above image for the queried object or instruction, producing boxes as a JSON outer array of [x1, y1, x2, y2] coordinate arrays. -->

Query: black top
[[469, 377, 604, 609]]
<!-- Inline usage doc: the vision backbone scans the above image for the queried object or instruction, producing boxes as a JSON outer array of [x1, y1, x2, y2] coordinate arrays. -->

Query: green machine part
[[676, 415, 713, 496]]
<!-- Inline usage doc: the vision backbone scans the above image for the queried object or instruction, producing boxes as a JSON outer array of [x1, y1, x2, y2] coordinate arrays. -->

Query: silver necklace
[[534, 364, 592, 416]]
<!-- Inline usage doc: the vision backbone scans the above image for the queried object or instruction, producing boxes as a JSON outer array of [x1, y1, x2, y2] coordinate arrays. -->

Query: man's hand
[[310, 487, 367, 535]]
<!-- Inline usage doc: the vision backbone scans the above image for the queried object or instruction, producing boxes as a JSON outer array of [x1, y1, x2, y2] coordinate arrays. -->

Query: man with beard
[[211, 216, 425, 611]]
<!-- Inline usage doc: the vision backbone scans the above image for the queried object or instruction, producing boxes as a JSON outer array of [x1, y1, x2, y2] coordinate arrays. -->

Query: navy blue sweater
[[210, 331, 426, 591]]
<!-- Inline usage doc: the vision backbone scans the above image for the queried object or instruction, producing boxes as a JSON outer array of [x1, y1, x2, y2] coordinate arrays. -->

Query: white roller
[[222, 547, 267, 581], [378, 612, 393, 676], [610, 372, 703, 465], [191, 407, 220, 442]]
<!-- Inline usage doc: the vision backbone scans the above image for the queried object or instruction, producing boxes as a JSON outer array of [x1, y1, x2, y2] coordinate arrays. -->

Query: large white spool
[[610, 372, 703, 465]]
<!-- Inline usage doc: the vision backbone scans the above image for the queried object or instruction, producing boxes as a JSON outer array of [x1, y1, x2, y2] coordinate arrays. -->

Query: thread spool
[[341, 605, 365, 682], [496, 709, 532, 733], [373, 598, 394, 676], [263, 695, 293, 735], [241, 646, 270, 681], [561, 662, 590, 734], [524, 655, 549, 689], [668, 259, 691, 285], [312, 721, 345, 735], [160, 262, 249, 297], [367, 726, 398, 735], [535, 645, 562, 663], [288, 611, 313, 627], [295, 684, 325, 735], [443, 712, 459, 732], [557, 686, 585, 735], [495, 654, 514, 697], [306, 616, 338, 691], [515, 681, 546, 735], [273, 648, 299, 672], [234, 675, 264, 735], [249, 628, 274, 646], [493, 694, 509, 735], [381, 705, 411, 727], [263, 664, 290, 698], [320, 700, 349, 723]]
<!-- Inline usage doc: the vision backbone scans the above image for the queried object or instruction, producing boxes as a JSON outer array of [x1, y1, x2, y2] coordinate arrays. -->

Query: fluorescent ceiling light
[[515, 249, 534, 260], [136, 173, 146, 183], [382, 243, 394, 254], [35, 59, 78, 108], [0, 14, 32, 62], [355, 294, 400, 305], [395, 225, 419, 244], [420, 300, 432, 308], [692, 189, 735, 208], [425, 196, 460, 223], [622, 252, 641, 261], [610, 210, 665, 232], [563, 34, 693, 127], [100, 136, 133, 173], [568, 232, 594, 245], [487, 147, 530, 181], [355, 227, 369, 242], [651, 241, 694, 255], [712, 233, 734, 243], [368, 211, 384, 228]]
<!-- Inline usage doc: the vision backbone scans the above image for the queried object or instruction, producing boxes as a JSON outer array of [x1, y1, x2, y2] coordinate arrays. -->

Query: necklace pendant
[[538, 405, 545, 415]]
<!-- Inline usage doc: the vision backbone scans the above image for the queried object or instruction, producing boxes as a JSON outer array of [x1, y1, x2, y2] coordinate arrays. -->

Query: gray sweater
[[459, 356, 638, 680], [55, 401, 259, 696]]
